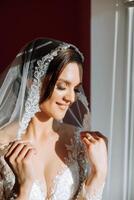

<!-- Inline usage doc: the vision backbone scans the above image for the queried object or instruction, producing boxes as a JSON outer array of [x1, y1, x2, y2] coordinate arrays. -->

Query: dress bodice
[[0, 155, 80, 200], [0, 129, 104, 200], [29, 161, 80, 200], [0, 130, 85, 200]]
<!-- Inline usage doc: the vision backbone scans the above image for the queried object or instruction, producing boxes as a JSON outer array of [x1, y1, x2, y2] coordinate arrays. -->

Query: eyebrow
[[57, 79, 82, 87]]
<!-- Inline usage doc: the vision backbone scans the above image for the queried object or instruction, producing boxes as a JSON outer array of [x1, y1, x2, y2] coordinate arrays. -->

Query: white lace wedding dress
[[0, 130, 104, 200]]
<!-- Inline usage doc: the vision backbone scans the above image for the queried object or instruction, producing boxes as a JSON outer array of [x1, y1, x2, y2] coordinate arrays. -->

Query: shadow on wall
[[0, 0, 90, 102]]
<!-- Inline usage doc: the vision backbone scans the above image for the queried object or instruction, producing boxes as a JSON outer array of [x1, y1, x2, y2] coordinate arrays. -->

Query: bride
[[0, 38, 108, 200]]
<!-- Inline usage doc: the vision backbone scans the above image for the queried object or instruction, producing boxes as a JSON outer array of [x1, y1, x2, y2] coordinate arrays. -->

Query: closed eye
[[56, 79, 82, 93], [57, 86, 66, 90], [56, 82, 67, 90]]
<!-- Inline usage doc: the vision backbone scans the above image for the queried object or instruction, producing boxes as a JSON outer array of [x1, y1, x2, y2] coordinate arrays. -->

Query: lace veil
[[0, 38, 90, 140]]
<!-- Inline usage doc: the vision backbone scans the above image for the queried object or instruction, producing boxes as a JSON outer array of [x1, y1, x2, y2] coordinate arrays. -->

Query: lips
[[56, 102, 69, 110]]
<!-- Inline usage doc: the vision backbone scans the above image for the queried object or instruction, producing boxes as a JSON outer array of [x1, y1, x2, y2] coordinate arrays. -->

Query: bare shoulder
[[0, 122, 19, 145]]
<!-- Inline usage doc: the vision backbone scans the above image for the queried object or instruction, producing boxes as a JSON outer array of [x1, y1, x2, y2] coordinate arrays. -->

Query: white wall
[[91, 0, 128, 199]]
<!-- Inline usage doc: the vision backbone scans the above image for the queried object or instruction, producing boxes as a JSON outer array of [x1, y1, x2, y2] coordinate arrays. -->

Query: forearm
[[79, 133, 108, 200], [77, 169, 106, 200]]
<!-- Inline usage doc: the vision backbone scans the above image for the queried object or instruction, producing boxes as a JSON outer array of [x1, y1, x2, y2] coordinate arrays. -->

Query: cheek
[[42, 90, 63, 108], [51, 88, 65, 99]]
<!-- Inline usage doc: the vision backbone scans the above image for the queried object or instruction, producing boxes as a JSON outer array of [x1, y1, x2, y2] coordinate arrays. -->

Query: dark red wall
[[0, 0, 90, 103]]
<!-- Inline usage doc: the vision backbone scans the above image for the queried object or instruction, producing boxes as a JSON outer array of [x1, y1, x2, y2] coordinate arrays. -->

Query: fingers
[[4, 140, 37, 186], [23, 149, 36, 161], [15, 145, 36, 162], [80, 131, 108, 149], [5, 140, 30, 157], [80, 133, 96, 149], [80, 132, 96, 144], [91, 131, 108, 149], [5, 140, 36, 162]]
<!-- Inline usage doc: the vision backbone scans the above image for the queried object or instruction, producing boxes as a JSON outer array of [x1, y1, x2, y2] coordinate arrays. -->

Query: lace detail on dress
[[0, 155, 15, 200], [48, 162, 80, 200], [77, 182, 105, 200], [73, 128, 88, 200], [29, 180, 45, 200], [47, 132, 80, 200], [85, 183, 105, 200]]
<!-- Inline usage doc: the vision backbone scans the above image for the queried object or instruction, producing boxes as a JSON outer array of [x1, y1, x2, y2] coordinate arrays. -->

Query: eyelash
[[57, 86, 80, 93], [57, 86, 66, 90]]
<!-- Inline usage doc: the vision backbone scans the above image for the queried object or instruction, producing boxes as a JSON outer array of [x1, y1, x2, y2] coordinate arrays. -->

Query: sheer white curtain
[[91, 0, 134, 199], [125, 2, 134, 199]]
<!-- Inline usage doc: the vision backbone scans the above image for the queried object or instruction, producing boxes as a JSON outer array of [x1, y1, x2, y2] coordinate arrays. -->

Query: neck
[[26, 111, 59, 140]]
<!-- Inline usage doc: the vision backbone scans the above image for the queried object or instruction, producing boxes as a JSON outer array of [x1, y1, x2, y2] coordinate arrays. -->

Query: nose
[[63, 89, 75, 104]]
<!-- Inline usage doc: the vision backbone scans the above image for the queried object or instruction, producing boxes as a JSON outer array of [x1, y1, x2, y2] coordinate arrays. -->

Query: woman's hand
[[4, 140, 37, 198], [80, 131, 108, 179]]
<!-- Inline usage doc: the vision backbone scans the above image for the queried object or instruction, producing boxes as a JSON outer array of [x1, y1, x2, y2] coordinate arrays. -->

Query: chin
[[54, 116, 64, 121], [53, 113, 66, 121]]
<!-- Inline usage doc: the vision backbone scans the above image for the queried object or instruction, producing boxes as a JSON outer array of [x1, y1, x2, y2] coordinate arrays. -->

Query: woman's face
[[40, 62, 82, 120]]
